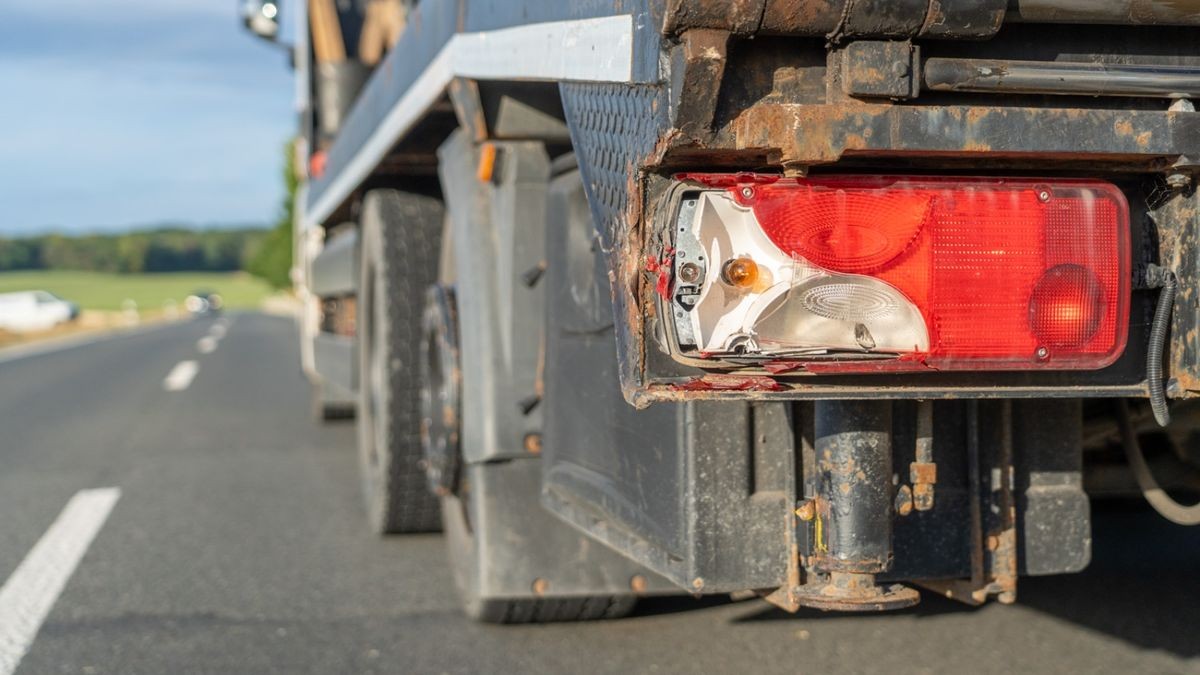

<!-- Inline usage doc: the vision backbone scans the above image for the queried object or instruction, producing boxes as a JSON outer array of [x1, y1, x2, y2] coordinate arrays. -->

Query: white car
[[0, 290, 79, 332]]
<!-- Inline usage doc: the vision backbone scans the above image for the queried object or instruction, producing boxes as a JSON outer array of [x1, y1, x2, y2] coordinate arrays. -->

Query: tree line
[[0, 228, 271, 275], [0, 140, 299, 288]]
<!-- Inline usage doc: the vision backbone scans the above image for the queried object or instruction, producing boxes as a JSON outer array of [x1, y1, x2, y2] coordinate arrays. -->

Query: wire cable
[[1143, 265, 1177, 427], [1116, 399, 1200, 525]]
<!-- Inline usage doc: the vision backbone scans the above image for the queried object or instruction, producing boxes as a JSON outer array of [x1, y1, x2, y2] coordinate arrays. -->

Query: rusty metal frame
[[729, 103, 1200, 169], [606, 40, 1200, 405], [615, 92, 1191, 404], [662, 0, 1200, 39]]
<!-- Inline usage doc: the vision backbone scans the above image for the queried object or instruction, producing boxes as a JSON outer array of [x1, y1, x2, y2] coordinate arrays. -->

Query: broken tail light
[[666, 175, 1130, 372]]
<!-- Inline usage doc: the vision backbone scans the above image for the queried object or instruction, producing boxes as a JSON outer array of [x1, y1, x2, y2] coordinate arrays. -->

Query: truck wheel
[[443, 482, 638, 623], [357, 189, 443, 534], [311, 382, 354, 422], [420, 231, 636, 623]]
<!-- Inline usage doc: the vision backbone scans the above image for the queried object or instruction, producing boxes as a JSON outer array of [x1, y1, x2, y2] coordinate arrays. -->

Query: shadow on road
[[629, 595, 738, 618], [1019, 501, 1200, 659], [634, 502, 1200, 659]]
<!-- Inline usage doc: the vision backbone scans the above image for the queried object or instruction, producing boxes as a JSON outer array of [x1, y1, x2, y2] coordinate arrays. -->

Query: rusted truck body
[[247, 0, 1200, 620]]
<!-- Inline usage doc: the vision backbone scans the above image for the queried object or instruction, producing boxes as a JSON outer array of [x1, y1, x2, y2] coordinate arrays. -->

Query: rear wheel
[[441, 475, 638, 623], [423, 301, 637, 623], [311, 381, 354, 422], [423, 139, 637, 621], [356, 189, 443, 534]]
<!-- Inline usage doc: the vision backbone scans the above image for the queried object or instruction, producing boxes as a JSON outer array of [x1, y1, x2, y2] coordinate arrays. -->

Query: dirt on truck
[[242, 0, 1200, 621]]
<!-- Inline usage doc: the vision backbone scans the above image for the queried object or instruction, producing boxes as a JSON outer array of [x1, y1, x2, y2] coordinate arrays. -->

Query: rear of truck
[[253, 0, 1200, 620]]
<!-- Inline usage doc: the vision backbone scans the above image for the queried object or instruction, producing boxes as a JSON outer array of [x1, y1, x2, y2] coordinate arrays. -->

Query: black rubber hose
[[1116, 399, 1200, 525], [1145, 266, 1177, 427]]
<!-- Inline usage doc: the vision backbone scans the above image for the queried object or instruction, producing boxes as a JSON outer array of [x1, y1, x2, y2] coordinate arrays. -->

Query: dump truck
[[244, 0, 1200, 621]]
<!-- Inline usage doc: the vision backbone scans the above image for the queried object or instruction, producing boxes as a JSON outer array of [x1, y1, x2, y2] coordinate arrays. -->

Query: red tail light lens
[[669, 175, 1130, 371], [753, 189, 930, 274], [1029, 264, 1105, 348]]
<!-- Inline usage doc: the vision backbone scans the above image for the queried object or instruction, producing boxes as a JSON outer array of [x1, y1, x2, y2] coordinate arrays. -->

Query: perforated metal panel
[[560, 83, 668, 249], [559, 82, 670, 393]]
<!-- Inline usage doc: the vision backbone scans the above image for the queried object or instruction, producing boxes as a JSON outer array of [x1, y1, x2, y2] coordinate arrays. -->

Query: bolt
[[795, 499, 816, 521], [740, 186, 755, 199], [895, 485, 914, 517], [523, 433, 543, 454], [1167, 378, 1183, 397], [912, 482, 934, 512], [1166, 172, 1193, 191], [532, 578, 549, 595], [1036, 346, 1049, 360], [691, 577, 705, 590], [630, 575, 648, 594], [1037, 189, 1052, 202], [782, 161, 809, 178], [1169, 98, 1195, 113], [679, 262, 701, 284]]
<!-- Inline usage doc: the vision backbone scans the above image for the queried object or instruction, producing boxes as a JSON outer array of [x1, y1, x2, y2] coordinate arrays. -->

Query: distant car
[[185, 290, 224, 316], [0, 290, 79, 332]]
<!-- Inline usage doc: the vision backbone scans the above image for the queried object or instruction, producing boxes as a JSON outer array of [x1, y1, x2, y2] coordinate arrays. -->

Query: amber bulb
[[722, 257, 760, 289]]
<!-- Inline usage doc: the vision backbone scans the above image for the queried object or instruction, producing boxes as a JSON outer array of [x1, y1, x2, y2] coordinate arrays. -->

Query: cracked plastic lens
[[672, 174, 1131, 371]]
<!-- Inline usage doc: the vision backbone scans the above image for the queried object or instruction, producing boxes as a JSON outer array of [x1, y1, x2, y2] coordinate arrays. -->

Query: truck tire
[[311, 381, 354, 422], [356, 188, 443, 534], [463, 588, 637, 624], [428, 137, 639, 622], [441, 478, 637, 623]]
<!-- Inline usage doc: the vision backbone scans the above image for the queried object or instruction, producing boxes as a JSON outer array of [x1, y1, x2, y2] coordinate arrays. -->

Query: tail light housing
[[665, 175, 1130, 372]]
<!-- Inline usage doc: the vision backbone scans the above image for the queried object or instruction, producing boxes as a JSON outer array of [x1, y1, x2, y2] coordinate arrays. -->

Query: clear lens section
[[682, 190, 929, 357], [669, 175, 1130, 372], [755, 275, 929, 355]]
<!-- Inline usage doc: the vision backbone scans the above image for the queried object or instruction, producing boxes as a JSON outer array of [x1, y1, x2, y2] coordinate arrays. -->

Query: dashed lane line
[[197, 336, 218, 354], [162, 360, 199, 392], [198, 316, 233, 354], [0, 488, 121, 675]]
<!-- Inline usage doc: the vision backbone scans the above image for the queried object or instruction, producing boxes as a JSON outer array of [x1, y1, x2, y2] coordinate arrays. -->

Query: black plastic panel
[[541, 168, 794, 592]]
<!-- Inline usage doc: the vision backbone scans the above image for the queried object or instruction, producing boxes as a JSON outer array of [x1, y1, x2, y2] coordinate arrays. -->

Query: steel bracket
[[840, 40, 921, 100]]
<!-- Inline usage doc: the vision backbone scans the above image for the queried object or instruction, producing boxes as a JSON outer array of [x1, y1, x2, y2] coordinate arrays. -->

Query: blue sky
[[0, 0, 295, 234]]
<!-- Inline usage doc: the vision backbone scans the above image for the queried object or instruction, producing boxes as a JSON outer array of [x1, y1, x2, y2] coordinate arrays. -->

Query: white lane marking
[[197, 336, 217, 354], [162, 360, 199, 392], [0, 488, 121, 675], [199, 316, 233, 354]]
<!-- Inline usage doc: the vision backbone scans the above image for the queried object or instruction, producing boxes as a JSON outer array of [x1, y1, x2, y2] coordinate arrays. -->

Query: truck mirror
[[241, 0, 281, 42]]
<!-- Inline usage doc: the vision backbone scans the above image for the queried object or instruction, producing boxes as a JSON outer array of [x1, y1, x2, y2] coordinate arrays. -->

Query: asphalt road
[[1, 313, 1198, 675]]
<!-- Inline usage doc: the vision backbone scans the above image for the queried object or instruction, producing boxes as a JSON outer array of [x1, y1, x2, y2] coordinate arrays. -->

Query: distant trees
[[0, 228, 269, 274], [1, 140, 300, 288], [0, 238, 42, 270]]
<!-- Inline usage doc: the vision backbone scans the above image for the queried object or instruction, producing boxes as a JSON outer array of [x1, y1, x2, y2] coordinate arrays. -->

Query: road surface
[[0, 313, 1197, 674]]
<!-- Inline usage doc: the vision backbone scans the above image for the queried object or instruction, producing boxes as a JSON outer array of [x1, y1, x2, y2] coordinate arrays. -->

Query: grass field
[[0, 270, 275, 311]]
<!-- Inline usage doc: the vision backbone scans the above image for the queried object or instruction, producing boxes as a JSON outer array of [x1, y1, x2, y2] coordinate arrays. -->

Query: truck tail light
[[668, 175, 1130, 372]]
